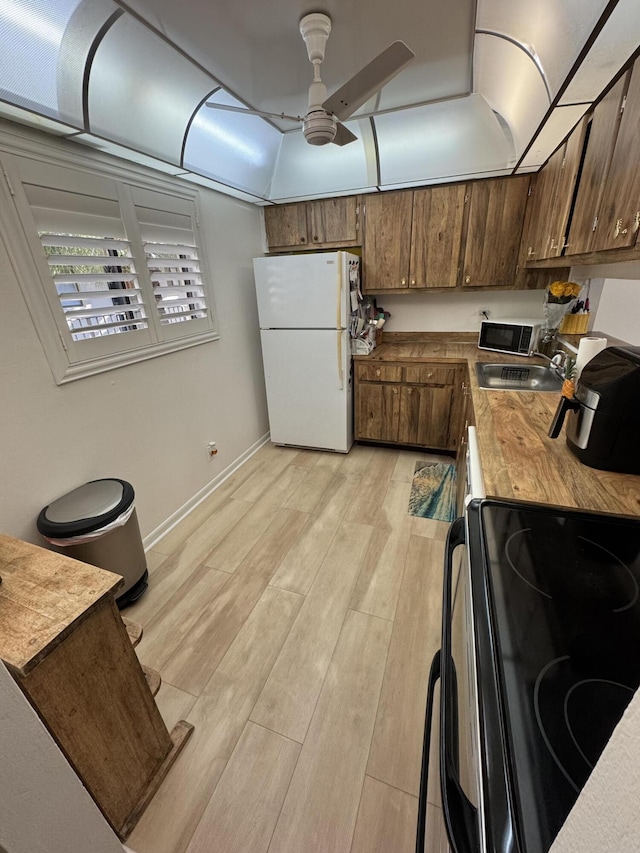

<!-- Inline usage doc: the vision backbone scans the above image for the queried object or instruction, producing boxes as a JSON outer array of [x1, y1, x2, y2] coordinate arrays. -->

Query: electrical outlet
[[207, 441, 218, 458]]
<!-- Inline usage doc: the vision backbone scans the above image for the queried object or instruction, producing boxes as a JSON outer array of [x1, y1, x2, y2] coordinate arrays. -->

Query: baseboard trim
[[142, 433, 271, 551]]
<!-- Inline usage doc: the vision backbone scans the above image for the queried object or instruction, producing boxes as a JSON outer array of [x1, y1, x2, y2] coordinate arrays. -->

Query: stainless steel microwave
[[478, 318, 542, 357]]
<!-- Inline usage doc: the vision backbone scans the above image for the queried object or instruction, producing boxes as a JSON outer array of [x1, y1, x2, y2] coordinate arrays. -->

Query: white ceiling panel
[[559, 0, 640, 105], [0, 0, 638, 204], [376, 95, 515, 186], [475, 0, 608, 99], [474, 34, 550, 159], [116, 0, 475, 118], [70, 132, 189, 175], [184, 91, 282, 198], [517, 104, 588, 170], [269, 119, 372, 201], [0, 0, 84, 120], [88, 12, 215, 163]]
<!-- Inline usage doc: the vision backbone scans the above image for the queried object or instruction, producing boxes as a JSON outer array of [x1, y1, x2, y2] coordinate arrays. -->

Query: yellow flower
[[549, 281, 566, 298]]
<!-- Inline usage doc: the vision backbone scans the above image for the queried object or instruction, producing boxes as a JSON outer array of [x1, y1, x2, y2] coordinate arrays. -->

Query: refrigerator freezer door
[[259, 328, 353, 452], [254, 252, 354, 330]]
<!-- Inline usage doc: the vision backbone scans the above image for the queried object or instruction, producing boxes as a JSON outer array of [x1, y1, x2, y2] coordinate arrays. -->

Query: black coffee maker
[[549, 345, 640, 474]]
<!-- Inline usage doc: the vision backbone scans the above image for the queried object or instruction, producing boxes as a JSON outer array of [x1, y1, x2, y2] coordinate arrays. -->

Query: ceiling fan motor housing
[[303, 109, 337, 145]]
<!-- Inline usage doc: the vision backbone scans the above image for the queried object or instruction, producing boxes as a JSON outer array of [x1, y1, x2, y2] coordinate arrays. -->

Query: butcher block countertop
[[356, 336, 640, 518]]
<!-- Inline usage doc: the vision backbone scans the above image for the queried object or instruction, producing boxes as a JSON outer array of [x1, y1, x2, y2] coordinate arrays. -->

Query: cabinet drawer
[[404, 365, 456, 385], [356, 363, 403, 382]]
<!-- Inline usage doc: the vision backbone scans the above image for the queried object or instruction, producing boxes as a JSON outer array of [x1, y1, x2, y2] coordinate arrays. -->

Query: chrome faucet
[[533, 350, 568, 377]]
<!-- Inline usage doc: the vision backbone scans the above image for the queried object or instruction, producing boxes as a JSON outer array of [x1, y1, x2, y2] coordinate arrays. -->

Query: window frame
[[0, 126, 218, 385]]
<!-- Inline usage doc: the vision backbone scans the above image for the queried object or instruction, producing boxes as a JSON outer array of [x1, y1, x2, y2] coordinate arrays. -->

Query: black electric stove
[[467, 498, 640, 853]]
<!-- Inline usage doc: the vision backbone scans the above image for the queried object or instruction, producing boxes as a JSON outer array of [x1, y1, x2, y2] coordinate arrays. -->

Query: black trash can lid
[[37, 478, 135, 538]]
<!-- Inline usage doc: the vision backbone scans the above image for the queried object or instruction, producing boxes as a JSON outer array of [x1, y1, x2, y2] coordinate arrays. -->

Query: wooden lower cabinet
[[355, 360, 462, 451], [398, 384, 455, 447], [356, 382, 401, 443]]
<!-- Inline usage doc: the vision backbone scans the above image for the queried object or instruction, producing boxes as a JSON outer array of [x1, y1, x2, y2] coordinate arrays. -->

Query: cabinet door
[[307, 196, 359, 247], [522, 146, 566, 261], [592, 62, 640, 251], [410, 184, 466, 288], [355, 382, 401, 442], [362, 191, 413, 292], [462, 176, 529, 287], [264, 203, 308, 249], [547, 119, 588, 256], [398, 384, 455, 449], [565, 73, 628, 256]]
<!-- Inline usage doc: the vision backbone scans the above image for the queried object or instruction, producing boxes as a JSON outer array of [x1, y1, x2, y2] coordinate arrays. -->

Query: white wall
[[0, 662, 124, 853], [377, 289, 548, 332], [589, 279, 640, 344], [0, 140, 268, 546]]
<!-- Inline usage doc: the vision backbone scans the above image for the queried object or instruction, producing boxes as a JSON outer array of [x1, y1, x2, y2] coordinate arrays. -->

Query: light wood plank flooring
[[127, 442, 451, 853]]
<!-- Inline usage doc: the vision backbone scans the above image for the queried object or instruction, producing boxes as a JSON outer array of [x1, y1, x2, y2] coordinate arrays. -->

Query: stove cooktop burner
[[505, 528, 639, 610], [534, 656, 636, 794], [476, 501, 640, 853]]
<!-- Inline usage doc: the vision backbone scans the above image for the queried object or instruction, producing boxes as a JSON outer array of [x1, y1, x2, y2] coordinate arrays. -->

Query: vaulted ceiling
[[0, 0, 639, 203]]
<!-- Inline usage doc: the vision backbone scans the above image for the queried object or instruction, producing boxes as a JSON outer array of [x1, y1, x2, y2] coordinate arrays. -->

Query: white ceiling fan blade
[[332, 122, 358, 146], [322, 41, 415, 122], [205, 102, 302, 123]]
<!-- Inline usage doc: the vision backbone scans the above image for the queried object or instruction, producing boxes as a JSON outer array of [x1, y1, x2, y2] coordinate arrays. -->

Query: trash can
[[37, 478, 148, 608]]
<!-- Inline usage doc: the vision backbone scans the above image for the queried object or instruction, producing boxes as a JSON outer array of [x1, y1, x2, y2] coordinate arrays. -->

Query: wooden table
[[0, 535, 193, 840]]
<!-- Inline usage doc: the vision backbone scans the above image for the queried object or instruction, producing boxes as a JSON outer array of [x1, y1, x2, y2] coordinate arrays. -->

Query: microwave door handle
[[440, 517, 479, 853], [415, 649, 441, 853]]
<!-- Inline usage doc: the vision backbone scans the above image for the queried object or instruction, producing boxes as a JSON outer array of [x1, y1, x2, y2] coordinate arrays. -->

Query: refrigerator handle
[[336, 252, 343, 331], [337, 330, 344, 390]]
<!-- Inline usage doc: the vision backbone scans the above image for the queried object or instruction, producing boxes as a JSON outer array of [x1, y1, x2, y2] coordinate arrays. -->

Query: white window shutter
[[18, 161, 154, 360], [129, 186, 213, 342], [3, 145, 218, 383]]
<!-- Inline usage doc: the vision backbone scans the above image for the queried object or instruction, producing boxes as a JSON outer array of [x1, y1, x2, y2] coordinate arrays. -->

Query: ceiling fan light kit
[[206, 11, 415, 148]]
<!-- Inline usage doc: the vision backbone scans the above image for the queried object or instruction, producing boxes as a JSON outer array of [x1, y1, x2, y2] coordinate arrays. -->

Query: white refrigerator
[[254, 251, 359, 453]]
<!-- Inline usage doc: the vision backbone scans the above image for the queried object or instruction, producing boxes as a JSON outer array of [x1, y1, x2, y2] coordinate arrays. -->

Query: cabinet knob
[[427, 372, 433, 379], [300, 236, 306, 243], [313, 235, 319, 241], [410, 278, 416, 285], [401, 278, 406, 285], [465, 275, 471, 284], [376, 369, 381, 376], [393, 387, 398, 394]]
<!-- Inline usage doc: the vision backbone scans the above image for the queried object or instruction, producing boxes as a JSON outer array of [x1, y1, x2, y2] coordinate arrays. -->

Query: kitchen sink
[[475, 362, 563, 392]]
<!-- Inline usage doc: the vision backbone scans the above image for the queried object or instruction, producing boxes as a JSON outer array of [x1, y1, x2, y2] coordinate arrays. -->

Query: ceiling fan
[[205, 12, 415, 147]]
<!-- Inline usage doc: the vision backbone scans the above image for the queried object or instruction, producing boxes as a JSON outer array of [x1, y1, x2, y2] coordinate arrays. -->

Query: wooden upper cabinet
[[522, 118, 587, 262], [264, 196, 360, 251], [362, 191, 413, 291], [462, 176, 530, 287], [592, 61, 640, 251], [410, 185, 466, 288], [566, 72, 629, 256], [522, 147, 565, 261], [547, 119, 587, 256], [264, 203, 308, 249], [307, 196, 359, 246]]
